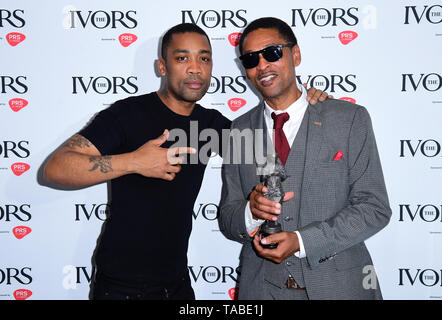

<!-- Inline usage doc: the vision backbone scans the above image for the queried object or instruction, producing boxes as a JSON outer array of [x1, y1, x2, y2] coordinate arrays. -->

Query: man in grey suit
[[219, 17, 391, 300]]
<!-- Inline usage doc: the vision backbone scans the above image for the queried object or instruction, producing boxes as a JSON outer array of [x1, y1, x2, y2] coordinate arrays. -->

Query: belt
[[284, 275, 306, 290]]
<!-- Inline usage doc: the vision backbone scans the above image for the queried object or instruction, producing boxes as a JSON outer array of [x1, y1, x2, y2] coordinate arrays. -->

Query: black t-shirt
[[79, 92, 231, 284]]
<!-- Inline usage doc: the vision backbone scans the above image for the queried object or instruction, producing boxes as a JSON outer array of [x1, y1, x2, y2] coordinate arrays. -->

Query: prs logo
[[228, 33, 241, 47], [118, 33, 137, 47], [6, 32, 25, 46], [228, 98, 246, 112], [14, 289, 32, 300], [12, 226, 32, 239], [11, 163, 30, 176], [338, 30, 358, 45], [9, 98, 28, 112]]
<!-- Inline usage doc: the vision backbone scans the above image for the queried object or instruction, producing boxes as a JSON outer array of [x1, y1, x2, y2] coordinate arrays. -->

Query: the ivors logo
[[67, 10, 137, 29], [399, 204, 442, 222], [0, 76, 28, 94], [292, 7, 359, 27], [0, 204, 31, 222], [0, 9, 25, 28], [181, 9, 247, 28], [404, 5, 442, 24], [207, 76, 247, 94], [72, 76, 138, 94], [0, 267, 32, 285], [62, 265, 92, 289], [192, 203, 219, 221], [75, 203, 109, 221], [188, 265, 238, 283], [401, 73, 441, 92], [296, 74, 357, 93], [400, 139, 442, 158], [399, 268, 442, 287], [0, 141, 30, 158]]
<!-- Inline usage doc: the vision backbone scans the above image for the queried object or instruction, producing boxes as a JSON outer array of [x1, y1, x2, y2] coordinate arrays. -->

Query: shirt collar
[[263, 84, 308, 120]]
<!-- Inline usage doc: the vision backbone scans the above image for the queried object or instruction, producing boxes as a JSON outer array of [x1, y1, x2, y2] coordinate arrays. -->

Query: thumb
[[283, 191, 295, 202], [261, 233, 283, 245], [152, 129, 169, 146]]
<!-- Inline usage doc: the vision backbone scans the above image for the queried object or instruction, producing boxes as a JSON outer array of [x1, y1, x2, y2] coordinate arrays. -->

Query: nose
[[256, 53, 270, 71], [187, 58, 201, 75]]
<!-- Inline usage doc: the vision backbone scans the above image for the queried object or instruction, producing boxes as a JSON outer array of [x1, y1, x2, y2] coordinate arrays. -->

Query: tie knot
[[271, 112, 290, 129]]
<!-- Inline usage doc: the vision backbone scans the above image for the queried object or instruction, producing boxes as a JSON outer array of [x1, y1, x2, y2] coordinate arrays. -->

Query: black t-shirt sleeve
[[209, 110, 231, 159], [78, 102, 127, 156]]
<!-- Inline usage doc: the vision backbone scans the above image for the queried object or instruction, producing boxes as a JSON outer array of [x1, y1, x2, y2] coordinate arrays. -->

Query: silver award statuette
[[259, 154, 288, 249]]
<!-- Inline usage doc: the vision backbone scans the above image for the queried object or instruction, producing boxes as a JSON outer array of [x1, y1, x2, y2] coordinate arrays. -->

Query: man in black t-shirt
[[44, 23, 328, 300]]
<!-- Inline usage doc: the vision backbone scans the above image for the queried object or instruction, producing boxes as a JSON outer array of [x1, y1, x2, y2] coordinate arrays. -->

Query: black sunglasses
[[239, 43, 295, 69]]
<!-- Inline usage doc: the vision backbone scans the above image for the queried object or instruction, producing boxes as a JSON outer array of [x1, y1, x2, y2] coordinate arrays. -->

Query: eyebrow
[[172, 48, 212, 55]]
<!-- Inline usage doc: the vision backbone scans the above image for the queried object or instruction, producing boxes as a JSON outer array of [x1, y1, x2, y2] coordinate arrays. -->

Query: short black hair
[[161, 23, 211, 59], [239, 17, 298, 54]]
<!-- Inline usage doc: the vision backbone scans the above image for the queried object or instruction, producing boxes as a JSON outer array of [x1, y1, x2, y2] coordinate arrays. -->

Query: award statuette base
[[259, 220, 282, 249]]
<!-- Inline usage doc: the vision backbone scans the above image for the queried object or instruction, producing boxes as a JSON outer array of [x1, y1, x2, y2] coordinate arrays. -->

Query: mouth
[[184, 79, 203, 90], [258, 73, 277, 87]]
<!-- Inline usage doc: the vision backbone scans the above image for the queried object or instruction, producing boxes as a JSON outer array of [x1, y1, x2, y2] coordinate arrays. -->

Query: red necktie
[[271, 112, 290, 165]]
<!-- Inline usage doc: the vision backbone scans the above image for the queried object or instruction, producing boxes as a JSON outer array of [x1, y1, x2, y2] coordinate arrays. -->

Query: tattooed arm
[[44, 131, 195, 187]]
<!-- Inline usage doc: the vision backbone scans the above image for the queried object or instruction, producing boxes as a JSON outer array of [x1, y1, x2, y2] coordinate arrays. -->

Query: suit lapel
[[304, 104, 324, 170], [248, 102, 267, 185], [299, 104, 324, 224]]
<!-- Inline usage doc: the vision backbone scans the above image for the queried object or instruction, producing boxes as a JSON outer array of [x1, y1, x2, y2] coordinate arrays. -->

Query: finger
[[251, 207, 278, 221], [166, 164, 181, 173], [252, 202, 280, 216], [306, 87, 316, 102], [260, 233, 285, 245], [318, 91, 329, 102], [163, 172, 176, 181], [254, 184, 268, 194], [253, 236, 277, 258], [171, 146, 197, 156], [168, 155, 184, 165], [254, 195, 281, 211], [166, 147, 195, 164], [253, 235, 266, 253], [283, 191, 295, 202], [152, 129, 169, 146]]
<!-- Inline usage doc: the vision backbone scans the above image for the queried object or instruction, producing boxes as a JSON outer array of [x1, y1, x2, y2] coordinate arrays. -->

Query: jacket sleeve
[[218, 123, 253, 245], [299, 106, 392, 268]]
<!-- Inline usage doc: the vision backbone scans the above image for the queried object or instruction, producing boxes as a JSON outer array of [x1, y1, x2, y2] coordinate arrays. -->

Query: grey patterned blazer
[[219, 98, 391, 300]]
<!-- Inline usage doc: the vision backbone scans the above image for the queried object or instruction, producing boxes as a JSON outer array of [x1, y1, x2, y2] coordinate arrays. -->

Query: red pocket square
[[333, 151, 343, 161]]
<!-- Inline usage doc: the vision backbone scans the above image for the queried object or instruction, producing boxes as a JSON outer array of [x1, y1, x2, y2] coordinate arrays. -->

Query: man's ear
[[292, 45, 301, 67], [158, 58, 167, 76]]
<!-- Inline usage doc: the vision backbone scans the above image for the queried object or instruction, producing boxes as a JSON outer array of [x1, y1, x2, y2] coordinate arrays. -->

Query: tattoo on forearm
[[88, 156, 113, 173], [64, 134, 92, 149]]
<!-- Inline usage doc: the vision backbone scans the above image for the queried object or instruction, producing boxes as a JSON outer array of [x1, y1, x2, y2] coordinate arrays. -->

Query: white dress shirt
[[244, 84, 308, 258]]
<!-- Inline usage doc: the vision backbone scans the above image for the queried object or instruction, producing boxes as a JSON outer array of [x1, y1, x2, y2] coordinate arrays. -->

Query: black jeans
[[91, 270, 195, 300]]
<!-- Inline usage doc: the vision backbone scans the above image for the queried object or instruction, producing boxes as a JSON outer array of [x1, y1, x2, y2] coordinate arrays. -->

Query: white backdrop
[[0, 0, 441, 300]]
